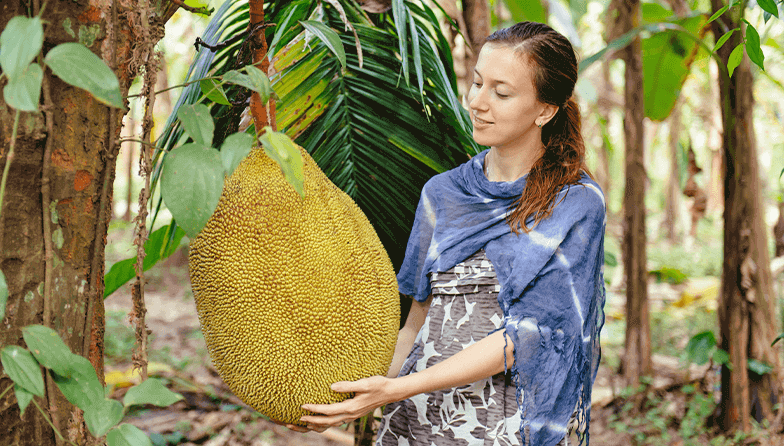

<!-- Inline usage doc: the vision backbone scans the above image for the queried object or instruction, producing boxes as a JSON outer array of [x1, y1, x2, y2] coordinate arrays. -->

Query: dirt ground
[[102, 238, 781, 446]]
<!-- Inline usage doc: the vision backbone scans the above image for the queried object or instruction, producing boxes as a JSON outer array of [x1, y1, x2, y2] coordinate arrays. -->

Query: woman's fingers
[[284, 424, 310, 433]]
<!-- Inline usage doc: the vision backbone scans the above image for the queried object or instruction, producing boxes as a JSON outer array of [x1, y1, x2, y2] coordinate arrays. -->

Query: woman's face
[[467, 43, 555, 151]]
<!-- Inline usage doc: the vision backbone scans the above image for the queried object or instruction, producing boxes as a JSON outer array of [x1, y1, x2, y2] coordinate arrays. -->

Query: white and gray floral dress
[[377, 250, 571, 446]]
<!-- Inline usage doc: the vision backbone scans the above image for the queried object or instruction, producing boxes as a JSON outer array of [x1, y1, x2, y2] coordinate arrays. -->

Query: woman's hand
[[299, 376, 395, 430]]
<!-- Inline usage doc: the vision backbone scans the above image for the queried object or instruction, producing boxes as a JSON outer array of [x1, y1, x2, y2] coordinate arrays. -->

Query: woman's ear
[[539, 103, 559, 126]]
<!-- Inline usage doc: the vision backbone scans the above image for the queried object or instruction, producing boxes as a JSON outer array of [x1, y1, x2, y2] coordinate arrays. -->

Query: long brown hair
[[486, 22, 587, 233]]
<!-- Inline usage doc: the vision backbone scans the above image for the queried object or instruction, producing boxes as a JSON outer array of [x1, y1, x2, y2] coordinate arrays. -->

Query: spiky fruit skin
[[188, 146, 400, 426]]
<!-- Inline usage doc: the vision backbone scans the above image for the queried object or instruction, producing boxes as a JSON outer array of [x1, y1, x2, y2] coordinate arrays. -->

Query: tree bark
[[461, 0, 490, 95], [662, 102, 682, 242], [710, 0, 783, 432], [0, 1, 172, 444], [620, 0, 652, 384]]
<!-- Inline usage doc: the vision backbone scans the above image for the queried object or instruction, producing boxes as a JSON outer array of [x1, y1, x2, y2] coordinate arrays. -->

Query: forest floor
[[102, 225, 784, 446]]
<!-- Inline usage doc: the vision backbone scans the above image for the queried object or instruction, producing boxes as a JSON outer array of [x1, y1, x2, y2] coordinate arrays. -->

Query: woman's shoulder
[[557, 174, 606, 219], [422, 151, 486, 192]]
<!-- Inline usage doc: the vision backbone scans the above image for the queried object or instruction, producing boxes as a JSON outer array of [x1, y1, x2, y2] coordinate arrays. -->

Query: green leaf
[[714, 28, 737, 52], [0, 346, 44, 396], [177, 104, 214, 147], [22, 325, 74, 376], [505, 0, 547, 24], [44, 43, 124, 109], [14, 384, 34, 417], [199, 78, 230, 105], [757, 0, 779, 18], [707, 5, 728, 24], [220, 132, 255, 177], [685, 331, 716, 365], [107, 424, 153, 446], [51, 353, 104, 409], [642, 15, 706, 121], [244, 65, 275, 103], [3, 63, 42, 112], [772, 332, 784, 346], [0, 270, 8, 321], [84, 398, 124, 437], [123, 378, 183, 408], [713, 348, 730, 365], [300, 21, 346, 70], [605, 251, 618, 267], [747, 358, 773, 375], [161, 143, 224, 238], [744, 23, 764, 71], [259, 127, 304, 198], [0, 16, 44, 81], [103, 224, 186, 298], [727, 43, 744, 77]]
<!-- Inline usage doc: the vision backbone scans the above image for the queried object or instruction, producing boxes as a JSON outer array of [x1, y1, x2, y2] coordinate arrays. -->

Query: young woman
[[296, 22, 606, 446]]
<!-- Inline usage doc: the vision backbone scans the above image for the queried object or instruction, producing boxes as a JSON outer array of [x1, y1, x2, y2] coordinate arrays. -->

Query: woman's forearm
[[385, 329, 515, 404], [386, 296, 431, 378]]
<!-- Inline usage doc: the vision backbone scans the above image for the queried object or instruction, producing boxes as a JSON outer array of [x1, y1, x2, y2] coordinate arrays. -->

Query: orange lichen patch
[[62, 96, 78, 114], [74, 170, 93, 191], [51, 148, 73, 170], [78, 6, 102, 23]]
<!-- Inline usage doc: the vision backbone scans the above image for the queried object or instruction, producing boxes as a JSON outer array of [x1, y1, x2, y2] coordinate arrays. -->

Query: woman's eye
[[496, 92, 509, 98]]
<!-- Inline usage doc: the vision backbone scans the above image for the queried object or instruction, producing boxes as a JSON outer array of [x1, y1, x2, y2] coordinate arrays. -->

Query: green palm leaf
[[140, 0, 476, 273]]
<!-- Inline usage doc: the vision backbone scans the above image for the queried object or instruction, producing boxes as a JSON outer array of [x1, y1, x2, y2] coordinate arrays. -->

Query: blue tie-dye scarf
[[397, 149, 606, 446]]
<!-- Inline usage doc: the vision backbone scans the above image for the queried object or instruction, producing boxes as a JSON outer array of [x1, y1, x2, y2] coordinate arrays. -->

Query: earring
[[537, 121, 543, 128]]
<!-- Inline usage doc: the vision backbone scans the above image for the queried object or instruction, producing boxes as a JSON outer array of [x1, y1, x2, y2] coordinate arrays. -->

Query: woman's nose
[[468, 86, 488, 111]]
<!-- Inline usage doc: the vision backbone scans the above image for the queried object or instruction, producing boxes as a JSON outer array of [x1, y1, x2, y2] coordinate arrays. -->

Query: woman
[[297, 22, 606, 446]]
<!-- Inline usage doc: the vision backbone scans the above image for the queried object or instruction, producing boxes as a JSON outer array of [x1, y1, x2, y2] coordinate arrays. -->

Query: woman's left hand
[[300, 375, 395, 430]]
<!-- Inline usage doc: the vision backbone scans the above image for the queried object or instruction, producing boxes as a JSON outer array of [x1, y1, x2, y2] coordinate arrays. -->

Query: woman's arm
[[299, 327, 515, 429], [386, 295, 431, 378]]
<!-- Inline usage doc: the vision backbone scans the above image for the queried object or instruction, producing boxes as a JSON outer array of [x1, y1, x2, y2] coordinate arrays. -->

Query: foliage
[[101, 0, 479, 297], [1, 325, 183, 445]]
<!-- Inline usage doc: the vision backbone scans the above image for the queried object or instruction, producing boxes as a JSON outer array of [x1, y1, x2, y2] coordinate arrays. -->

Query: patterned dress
[[376, 250, 572, 446]]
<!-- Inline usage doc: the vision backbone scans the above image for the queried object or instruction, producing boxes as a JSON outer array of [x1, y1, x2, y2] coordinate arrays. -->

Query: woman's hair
[[485, 22, 587, 233]]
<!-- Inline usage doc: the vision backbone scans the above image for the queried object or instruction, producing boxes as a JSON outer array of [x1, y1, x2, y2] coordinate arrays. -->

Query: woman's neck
[[484, 144, 543, 182]]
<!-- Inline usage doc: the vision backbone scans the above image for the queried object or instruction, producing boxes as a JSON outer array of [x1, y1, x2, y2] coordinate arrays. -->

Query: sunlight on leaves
[[727, 43, 744, 77], [713, 28, 737, 53], [757, 0, 779, 18], [743, 22, 764, 71]]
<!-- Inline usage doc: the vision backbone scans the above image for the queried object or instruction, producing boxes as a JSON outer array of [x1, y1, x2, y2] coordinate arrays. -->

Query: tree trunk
[[620, 0, 652, 384], [662, 102, 682, 242], [710, 0, 783, 432], [462, 0, 490, 94], [0, 1, 172, 444]]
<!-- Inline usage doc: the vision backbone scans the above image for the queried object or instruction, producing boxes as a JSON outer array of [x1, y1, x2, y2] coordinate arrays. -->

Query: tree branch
[[168, 0, 213, 16]]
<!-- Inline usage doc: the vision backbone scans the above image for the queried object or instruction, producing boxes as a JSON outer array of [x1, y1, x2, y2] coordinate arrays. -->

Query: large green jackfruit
[[188, 145, 400, 425]]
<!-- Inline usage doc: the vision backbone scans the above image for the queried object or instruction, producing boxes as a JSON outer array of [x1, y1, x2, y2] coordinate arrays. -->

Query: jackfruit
[[188, 145, 400, 426]]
